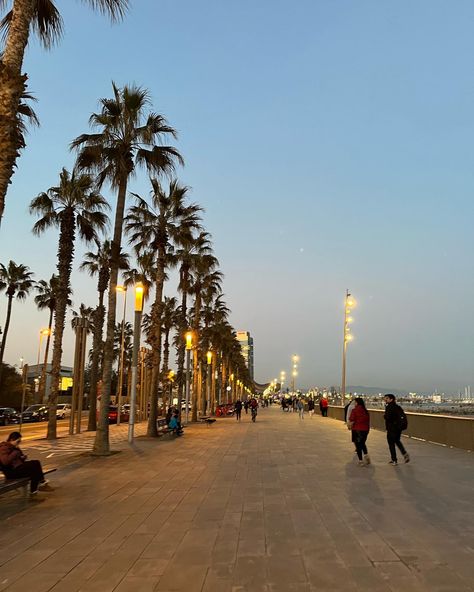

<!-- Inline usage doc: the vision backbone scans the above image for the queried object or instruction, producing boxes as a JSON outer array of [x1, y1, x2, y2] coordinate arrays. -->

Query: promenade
[[0, 407, 473, 592]]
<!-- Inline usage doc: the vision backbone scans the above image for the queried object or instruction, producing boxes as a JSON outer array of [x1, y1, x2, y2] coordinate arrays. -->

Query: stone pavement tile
[[1, 571, 60, 592], [237, 538, 266, 556], [303, 561, 358, 591], [129, 558, 169, 577], [373, 560, 433, 592], [155, 563, 208, 592], [46, 557, 105, 592], [113, 575, 160, 592], [348, 566, 392, 591], [0, 548, 54, 578], [34, 549, 85, 574], [407, 561, 474, 592], [232, 556, 268, 588], [265, 555, 307, 585]]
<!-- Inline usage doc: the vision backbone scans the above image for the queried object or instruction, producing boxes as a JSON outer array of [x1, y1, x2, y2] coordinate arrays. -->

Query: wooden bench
[[0, 467, 57, 497], [157, 418, 185, 437]]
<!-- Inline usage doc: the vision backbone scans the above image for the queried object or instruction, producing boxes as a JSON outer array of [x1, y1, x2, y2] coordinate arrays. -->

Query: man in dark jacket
[[234, 400, 243, 422], [384, 395, 410, 465], [0, 432, 52, 494]]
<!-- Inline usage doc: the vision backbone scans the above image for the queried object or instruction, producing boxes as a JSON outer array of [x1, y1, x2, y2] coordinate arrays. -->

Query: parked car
[[0, 407, 20, 426], [56, 403, 72, 419], [97, 405, 130, 424], [21, 404, 49, 422]]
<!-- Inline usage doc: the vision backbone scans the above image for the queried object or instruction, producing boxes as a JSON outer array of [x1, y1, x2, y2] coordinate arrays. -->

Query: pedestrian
[[281, 399, 287, 412], [296, 398, 305, 419], [307, 398, 315, 418], [384, 394, 410, 465], [345, 397, 357, 453], [169, 412, 183, 436], [234, 399, 243, 421], [244, 400, 249, 414], [0, 432, 53, 495], [349, 398, 371, 466], [292, 397, 297, 413], [320, 396, 329, 417]]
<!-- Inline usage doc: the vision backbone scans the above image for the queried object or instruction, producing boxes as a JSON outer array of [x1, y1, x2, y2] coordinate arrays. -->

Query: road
[[0, 415, 89, 442]]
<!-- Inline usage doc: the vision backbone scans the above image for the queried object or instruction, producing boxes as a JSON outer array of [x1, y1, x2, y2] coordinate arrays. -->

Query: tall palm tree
[[72, 84, 183, 454], [0, 0, 128, 223], [80, 240, 128, 430], [126, 179, 201, 435], [190, 261, 222, 420], [34, 274, 70, 402], [0, 260, 34, 385], [30, 167, 108, 439], [160, 295, 178, 408], [175, 231, 213, 416], [71, 304, 94, 330]]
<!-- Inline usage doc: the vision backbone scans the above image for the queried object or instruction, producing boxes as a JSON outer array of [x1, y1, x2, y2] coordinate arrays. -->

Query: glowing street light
[[341, 290, 356, 406], [115, 284, 127, 423], [128, 282, 144, 443], [184, 331, 193, 424]]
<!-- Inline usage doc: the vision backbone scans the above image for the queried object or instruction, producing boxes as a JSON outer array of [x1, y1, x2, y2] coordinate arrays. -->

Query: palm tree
[[0, 0, 128, 223], [72, 84, 183, 454], [160, 296, 178, 409], [34, 274, 70, 402], [30, 167, 108, 439], [126, 179, 201, 435], [71, 304, 94, 330], [80, 240, 128, 430], [0, 260, 34, 386], [175, 231, 213, 417], [190, 261, 222, 420]]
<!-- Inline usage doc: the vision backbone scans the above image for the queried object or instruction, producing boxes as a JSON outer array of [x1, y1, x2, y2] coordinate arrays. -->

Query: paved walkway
[[0, 407, 473, 592]]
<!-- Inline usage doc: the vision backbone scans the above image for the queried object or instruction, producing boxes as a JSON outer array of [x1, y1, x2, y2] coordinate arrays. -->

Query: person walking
[[349, 398, 371, 466], [320, 396, 329, 417], [384, 394, 410, 465], [345, 397, 357, 453], [297, 398, 305, 419], [244, 400, 249, 415], [0, 432, 53, 495], [307, 398, 315, 418], [234, 399, 243, 421]]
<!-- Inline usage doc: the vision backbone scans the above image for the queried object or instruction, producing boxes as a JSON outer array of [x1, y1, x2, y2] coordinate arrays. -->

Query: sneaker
[[357, 460, 365, 467], [364, 455, 371, 465], [388, 460, 398, 466], [39, 479, 49, 486], [38, 483, 54, 492], [403, 453, 410, 463], [30, 489, 38, 495]]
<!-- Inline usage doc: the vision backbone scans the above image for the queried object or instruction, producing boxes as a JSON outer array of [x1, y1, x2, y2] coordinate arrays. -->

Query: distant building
[[236, 331, 254, 381], [26, 364, 73, 402]]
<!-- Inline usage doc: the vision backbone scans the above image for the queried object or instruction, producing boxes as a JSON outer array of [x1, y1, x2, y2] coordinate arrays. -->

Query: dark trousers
[[5, 460, 45, 492], [354, 430, 369, 460], [387, 430, 407, 461], [235, 409, 242, 421], [322, 408, 328, 417]]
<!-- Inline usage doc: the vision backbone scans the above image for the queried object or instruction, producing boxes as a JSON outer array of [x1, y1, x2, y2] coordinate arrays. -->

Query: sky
[[0, 0, 473, 394]]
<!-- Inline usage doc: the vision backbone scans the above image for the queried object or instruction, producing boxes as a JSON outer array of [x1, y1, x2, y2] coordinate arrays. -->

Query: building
[[26, 364, 73, 403], [236, 331, 254, 381]]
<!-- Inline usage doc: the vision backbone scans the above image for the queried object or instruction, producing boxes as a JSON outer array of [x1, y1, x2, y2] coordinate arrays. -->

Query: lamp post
[[291, 355, 299, 393], [280, 371, 286, 395], [128, 283, 144, 443], [116, 285, 127, 424], [184, 331, 193, 424], [206, 351, 212, 415], [36, 329, 50, 399], [341, 290, 356, 407]]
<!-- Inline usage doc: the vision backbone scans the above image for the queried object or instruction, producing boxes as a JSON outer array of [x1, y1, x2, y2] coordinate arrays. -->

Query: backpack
[[395, 405, 408, 431]]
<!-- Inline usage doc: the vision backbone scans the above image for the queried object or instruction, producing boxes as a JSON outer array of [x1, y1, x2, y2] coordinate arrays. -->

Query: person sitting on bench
[[0, 432, 53, 495], [168, 412, 183, 436]]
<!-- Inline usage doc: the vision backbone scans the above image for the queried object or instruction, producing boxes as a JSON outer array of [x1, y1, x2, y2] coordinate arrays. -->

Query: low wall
[[327, 406, 474, 452]]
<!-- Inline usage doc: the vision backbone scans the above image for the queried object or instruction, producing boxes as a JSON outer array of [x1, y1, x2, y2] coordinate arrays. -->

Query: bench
[[157, 418, 185, 437], [0, 467, 57, 497], [199, 416, 216, 426]]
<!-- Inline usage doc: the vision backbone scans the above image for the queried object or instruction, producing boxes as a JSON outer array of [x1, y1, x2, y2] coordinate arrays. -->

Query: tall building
[[236, 331, 254, 381]]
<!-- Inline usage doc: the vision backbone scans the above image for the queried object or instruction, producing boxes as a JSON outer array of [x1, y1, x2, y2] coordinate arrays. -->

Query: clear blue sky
[[0, 0, 473, 393]]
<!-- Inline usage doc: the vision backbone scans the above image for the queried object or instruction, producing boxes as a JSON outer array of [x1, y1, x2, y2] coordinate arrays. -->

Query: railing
[[327, 406, 474, 452]]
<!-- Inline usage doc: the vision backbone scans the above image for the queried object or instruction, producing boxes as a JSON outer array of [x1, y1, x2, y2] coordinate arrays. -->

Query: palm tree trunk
[[0, 0, 35, 223], [0, 295, 14, 385], [93, 178, 127, 454], [161, 328, 170, 409], [87, 292, 105, 431], [191, 294, 201, 421], [38, 308, 53, 403], [176, 290, 188, 417], [48, 214, 75, 440], [147, 259, 166, 437]]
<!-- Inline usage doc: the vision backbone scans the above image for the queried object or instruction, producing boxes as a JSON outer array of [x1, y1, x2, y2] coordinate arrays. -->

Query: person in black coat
[[384, 394, 410, 465]]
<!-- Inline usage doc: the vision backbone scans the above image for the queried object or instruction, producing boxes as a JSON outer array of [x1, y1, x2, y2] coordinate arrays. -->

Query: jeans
[[4, 460, 45, 492], [298, 408, 304, 419], [354, 430, 369, 460], [235, 409, 242, 421], [387, 429, 407, 462]]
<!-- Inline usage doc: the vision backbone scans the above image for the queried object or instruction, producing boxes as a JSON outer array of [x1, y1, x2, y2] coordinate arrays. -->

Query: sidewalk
[[0, 407, 473, 591]]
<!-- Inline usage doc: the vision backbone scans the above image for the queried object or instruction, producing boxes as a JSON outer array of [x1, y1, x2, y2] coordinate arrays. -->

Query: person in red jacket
[[349, 398, 371, 466], [0, 432, 51, 494], [320, 396, 329, 417]]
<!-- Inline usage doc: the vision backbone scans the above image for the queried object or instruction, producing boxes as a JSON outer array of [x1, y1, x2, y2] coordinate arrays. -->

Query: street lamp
[[341, 290, 356, 407], [128, 282, 144, 443], [116, 285, 127, 424], [291, 355, 299, 393], [280, 371, 286, 395], [206, 351, 212, 415], [184, 331, 193, 424]]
